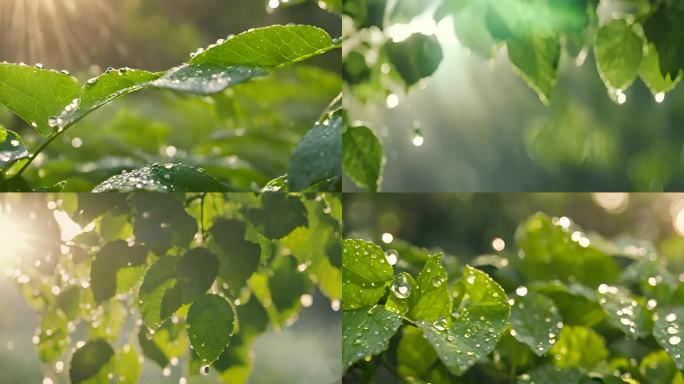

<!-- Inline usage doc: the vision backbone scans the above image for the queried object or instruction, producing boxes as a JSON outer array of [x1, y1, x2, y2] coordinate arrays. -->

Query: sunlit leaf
[[343, 125, 383, 192], [186, 294, 235, 364], [342, 239, 394, 310]]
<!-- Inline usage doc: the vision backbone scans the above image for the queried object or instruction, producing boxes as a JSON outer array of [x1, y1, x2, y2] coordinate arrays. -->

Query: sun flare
[[0, 212, 30, 266]]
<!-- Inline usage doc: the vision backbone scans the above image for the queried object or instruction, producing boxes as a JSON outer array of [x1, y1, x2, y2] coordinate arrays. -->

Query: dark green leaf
[[342, 305, 403, 371], [639, 350, 679, 384], [186, 294, 235, 364], [510, 292, 563, 356], [92, 163, 228, 192], [288, 111, 342, 191], [516, 364, 581, 384], [596, 284, 651, 338], [343, 51, 371, 85], [130, 193, 197, 254], [69, 339, 115, 384], [397, 325, 439, 381], [176, 247, 219, 303], [244, 193, 308, 239], [385, 34, 443, 86], [342, 239, 394, 310], [209, 219, 261, 295], [343, 125, 383, 191], [91, 240, 148, 303], [138, 257, 179, 329], [643, 3, 684, 78]]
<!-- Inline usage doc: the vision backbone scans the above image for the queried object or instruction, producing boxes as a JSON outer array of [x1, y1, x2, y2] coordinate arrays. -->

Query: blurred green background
[[343, 193, 684, 276], [0, 0, 340, 191], [343, 5, 684, 192]]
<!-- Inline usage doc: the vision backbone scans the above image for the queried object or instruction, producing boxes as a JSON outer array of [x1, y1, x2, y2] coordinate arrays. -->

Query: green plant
[[0, 24, 341, 192], [341, 0, 684, 191], [343, 212, 684, 383], [6, 192, 341, 383]]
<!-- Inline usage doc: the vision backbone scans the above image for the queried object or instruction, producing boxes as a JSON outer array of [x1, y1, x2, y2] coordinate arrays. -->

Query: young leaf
[[288, 110, 342, 191], [92, 163, 229, 193], [0, 126, 29, 171], [549, 326, 608, 370], [342, 239, 394, 310], [507, 33, 561, 104], [176, 247, 219, 303], [416, 266, 510, 376], [408, 253, 451, 322], [69, 339, 115, 384], [653, 307, 684, 370], [342, 305, 403, 371], [510, 292, 563, 356], [0, 63, 80, 135], [397, 325, 439, 381], [186, 294, 235, 364], [385, 34, 443, 86], [114, 345, 142, 384], [208, 219, 261, 295], [640, 43, 682, 97], [36, 311, 69, 363], [343, 125, 383, 191], [595, 19, 643, 91], [596, 284, 651, 339], [189, 25, 337, 68]]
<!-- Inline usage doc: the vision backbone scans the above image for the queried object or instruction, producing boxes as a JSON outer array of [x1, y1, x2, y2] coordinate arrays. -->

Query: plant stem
[[13, 131, 61, 177], [199, 192, 207, 241]]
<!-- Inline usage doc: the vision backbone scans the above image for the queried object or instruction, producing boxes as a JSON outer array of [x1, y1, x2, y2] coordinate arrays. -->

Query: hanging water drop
[[384, 249, 398, 266], [655, 92, 666, 103], [200, 365, 210, 375], [433, 317, 448, 331]]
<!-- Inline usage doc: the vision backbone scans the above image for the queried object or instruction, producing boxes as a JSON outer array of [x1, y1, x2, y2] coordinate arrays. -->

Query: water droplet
[[432, 276, 443, 288], [386, 94, 399, 109], [35, 63, 44, 69], [433, 317, 448, 331], [384, 249, 398, 266], [516, 286, 528, 296], [390, 274, 412, 299], [200, 365, 210, 375], [655, 92, 665, 103], [666, 313, 678, 322], [669, 336, 681, 346]]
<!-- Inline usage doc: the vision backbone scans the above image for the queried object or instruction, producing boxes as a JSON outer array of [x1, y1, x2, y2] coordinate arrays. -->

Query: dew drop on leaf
[[384, 249, 398, 266], [390, 274, 412, 299]]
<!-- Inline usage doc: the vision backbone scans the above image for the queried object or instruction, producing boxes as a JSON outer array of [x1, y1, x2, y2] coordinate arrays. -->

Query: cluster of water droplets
[[598, 284, 644, 336], [47, 98, 80, 132], [659, 311, 682, 350], [92, 163, 178, 192]]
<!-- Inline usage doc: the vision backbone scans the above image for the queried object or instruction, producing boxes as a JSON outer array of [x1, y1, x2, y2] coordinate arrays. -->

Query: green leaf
[[59, 69, 161, 128], [653, 307, 684, 370], [91, 240, 148, 303], [262, 175, 289, 192], [137, 327, 168, 368], [151, 64, 266, 95], [549, 326, 608, 370], [138, 257, 179, 329], [507, 33, 561, 104], [643, 3, 684, 78], [595, 19, 643, 91], [176, 248, 219, 303], [417, 266, 510, 376], [189, 25, 337, 68], [36, 311, 69, 363], [516, 364, 581, 384], [114, 345, 142, 384], [343, 125, 383, 191], [130, 193, 197, 254], [596, 284, 651, 338], [288, 110, 342, 191], [510, 292, 563, 356], [208, 219, 261, 295], [92, 163, 228, 192], [186, 293, 235, 364], [69, 339, 115, 384], [408, 253, 451, 322], [0, 126, 29, 171], [343, 51, 371, 85], [639, 350, 679, 384], [514, 213, 620, 287], [244, 193, 308, 239], [342, 305, 403, 371], [640, 43, 682, 96], [385, 34, 443, 86], [438, 0, 497, 58], [397, 325, 439, 381], [0, 63, 80, 135], [342, 239, 394, 310]]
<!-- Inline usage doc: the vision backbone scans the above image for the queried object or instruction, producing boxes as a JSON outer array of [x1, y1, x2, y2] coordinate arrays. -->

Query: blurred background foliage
[[0, 0, 340, 191], [343, 193, 684, 277], [343, 0, 684, 192]]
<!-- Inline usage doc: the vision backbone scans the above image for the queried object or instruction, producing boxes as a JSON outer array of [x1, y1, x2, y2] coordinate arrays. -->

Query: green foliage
[[343, 212, 684, 383], [10, 192, 341, 383], [342, 0, 684, 190], [0, 23, 341, 192], [343, 125, 384, 192]]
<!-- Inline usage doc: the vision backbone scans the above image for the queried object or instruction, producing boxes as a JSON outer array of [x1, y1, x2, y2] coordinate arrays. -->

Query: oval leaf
[[69, 339, 115, 384], [187, 294, 235, 364], [342, 239, 394, 310], [92, 163, 228, 192], [342, 305, 403, 372], [343, 125, 383, 192]]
